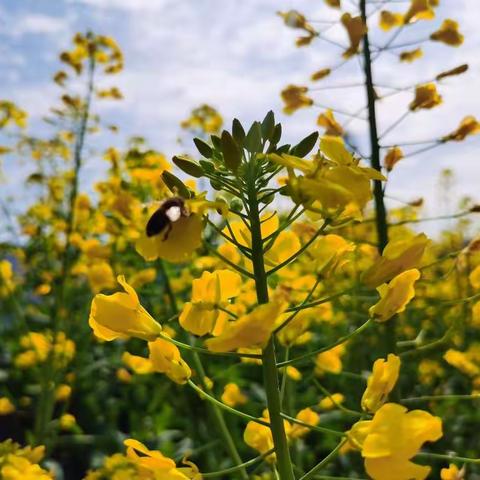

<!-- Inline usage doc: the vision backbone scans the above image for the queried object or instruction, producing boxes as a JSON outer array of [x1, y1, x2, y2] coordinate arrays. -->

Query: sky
[[1, 0, 479, 238]]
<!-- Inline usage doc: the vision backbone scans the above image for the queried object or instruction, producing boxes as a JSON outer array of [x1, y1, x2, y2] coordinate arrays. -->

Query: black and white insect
[[146, 197, 189, 240]]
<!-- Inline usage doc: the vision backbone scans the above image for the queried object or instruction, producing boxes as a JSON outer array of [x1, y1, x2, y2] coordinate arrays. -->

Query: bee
[[146, 197, 189, 240]]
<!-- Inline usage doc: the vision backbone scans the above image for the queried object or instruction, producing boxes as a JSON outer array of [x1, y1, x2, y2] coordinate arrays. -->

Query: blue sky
[[1, 0, 479, 237]]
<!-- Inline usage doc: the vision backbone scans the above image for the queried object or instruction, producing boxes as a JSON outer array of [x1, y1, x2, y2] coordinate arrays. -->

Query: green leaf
[[199, 160, 214, 174], [232, 118, 246, 145], [193, 138, 213, 158], [221, 130, 242, 171], [211, 134, 222, 151], [276, 144, 291, 154], [290, 131, 319, 158], [271, 123, 282, 145], [261, 111, 275, 140], [161, 171, 191, 198], [172, 155, 204, 178], [245, 121, 263, 153]]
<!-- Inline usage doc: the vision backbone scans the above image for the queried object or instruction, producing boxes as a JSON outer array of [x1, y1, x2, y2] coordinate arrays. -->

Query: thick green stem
[[247, 170, 295, 480], [360, 1, 397, 369]]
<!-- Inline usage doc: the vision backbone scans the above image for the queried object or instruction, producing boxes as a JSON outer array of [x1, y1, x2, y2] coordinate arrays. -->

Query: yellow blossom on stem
[[179, 269, 242, 336], [122, 352, 155, 375], [317, 110, 344, 136], [442, 116, 480, 142], [399, 48, 423, 62], [221, 383, 248, 407], [348, 403, 442, 480], [369, 269, 421, 322], [441, 464, 465, 480], [361, 354, 401, 413], [148, 336, 191, 384], [379, 11, 403, 31], [383, 146, 404, 171], [205, 301, 286, 353], [319, 393, 345, 410], [341, 13, 367, 58], [0, 397, 15, 415], [403, 0, 435, 24], [89, 275, 162, 341], [289, 408, 320, 439], [430, 19, 464, 46], [409, 84, 442, 111], [315, 344, 345, 376], [362, 233, 429, 287], [281, 85, 313, 114]]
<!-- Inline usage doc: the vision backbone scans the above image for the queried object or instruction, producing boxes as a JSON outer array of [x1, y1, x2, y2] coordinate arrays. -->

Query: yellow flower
[[124, 439, 200, 479], [244, 410, 291, 462], [59, 413, 76, 431], [148, 336, 191, 384], [181, 104, 223, 135], [308, 234, 355, 277], [341, 13, 367, 58], [442, 116, 480, 142], [116, 368, 133, 383], [409, 83, 442, 111], [205, 301, 286, 353], [0, 259, 15, 297], [399, 48, 423, 62], [55, 384, 72, 402], [317, 110, 343, 136], [311, 68, 331, 82], [469, 265, 480, 289], [128, 268, 157, 289], [286, 366, 302, 381], [122, 352, 155, 375], [379, 11, 403, 31], [278, 10, 315, 34], [319, 393, 345, 410], [315, 344, 345, 376], [430, 19, 464, 46], [276, 310, 312, 347], [0, 397, 15, 415], [281, 85, 313, 114], [443, 349, 480, 377], [221, 383, 248, 407], [369, 269, 421, 322], [383, 146, 404, 171], [289, 408, 320, 439], [87, 261, 116, 293], [179, 269, 241, 336], [89, 275, 162, 341], [403, 0, 435, 24], [362, 233, 429, 287], [324, 0, 340, 8], [441, 464, 465, 480], [348, 403, 442, 480], [361, 354, 401, 413]]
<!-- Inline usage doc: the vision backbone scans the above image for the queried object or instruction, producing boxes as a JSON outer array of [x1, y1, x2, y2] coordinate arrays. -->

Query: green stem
[[280, 413, 345, 438], [416, 451, 480, 465], [299, 439, 347, 480], [401, 394, 480, 404], [247, 165, 295, 480], [201, 450, 275, 478], [187, 380, 269, 427]]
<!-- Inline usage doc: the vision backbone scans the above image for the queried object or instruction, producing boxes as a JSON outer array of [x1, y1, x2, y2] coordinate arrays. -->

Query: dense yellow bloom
[[431, 19, 464, 46], [403, 0, 435, 24], [362, 233, 428, 287], [89, 275, 162, 341], [289, 408, 320, 439], [129, 268, 157, 289], [84, 453, 137, 479], [0, 260, 15, 297], [221, 383, 248, 407], [443, 349, 480, 377], [399, 48, 423, 62], [442, 116, 480, 142], [308, 234, 355, 277], [379, 11, 403, 31], [361, 354, 401, 412], [0, 398, 15, 415], [180, 104, 223, 135], [315, 344, 345, 376], [409, 84, 442, 111], [383, 146, 404, 171], [319, 393, 345, 410], [441, 464, 465, 480], [148, 336, 191, 384], [348, 403, 442, 480], [281, 85, 313, 114], [369, 269, 421, 322], [87, 261, 116, 293], [276, 310, 312, 347], [124, 439, 201, 479], [317, 110, 343, 136], [341, 13, 367, 58], [205, 301, 286, 352], [15, 331, 75, 368], [180, 269, 242, 336]]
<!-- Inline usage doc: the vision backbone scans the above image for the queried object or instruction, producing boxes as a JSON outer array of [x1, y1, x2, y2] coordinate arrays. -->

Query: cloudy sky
[[1, 0, 479, 236]]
